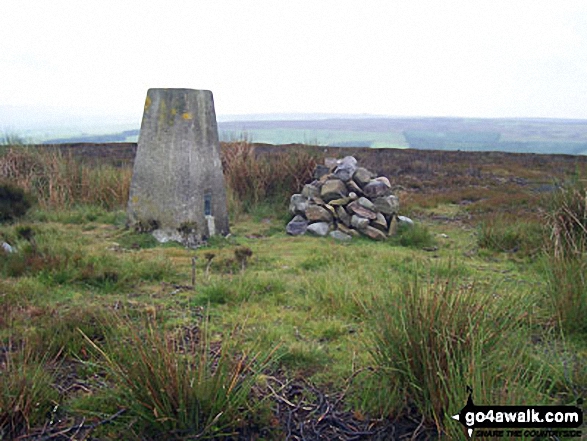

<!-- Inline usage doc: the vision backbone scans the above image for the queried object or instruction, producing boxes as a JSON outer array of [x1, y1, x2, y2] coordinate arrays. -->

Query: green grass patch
[[478, 213, 544, 256], [393, 223, 437, 249]]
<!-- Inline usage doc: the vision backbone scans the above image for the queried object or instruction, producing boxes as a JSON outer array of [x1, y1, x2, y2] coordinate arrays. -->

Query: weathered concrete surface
[[127, 88, 229, 246]]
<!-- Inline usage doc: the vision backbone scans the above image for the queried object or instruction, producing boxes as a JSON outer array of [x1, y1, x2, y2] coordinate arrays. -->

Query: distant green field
[[220, 128, 408, 148]]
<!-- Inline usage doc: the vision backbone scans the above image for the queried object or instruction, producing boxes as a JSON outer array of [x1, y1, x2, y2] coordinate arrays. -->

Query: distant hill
[[44, 129, 140, 144], [218, 117, 587, 155], [36, 116, 587, 155]]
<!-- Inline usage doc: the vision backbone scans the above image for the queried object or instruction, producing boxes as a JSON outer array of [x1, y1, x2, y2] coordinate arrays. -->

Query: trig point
[[127, 88, 230, 247]]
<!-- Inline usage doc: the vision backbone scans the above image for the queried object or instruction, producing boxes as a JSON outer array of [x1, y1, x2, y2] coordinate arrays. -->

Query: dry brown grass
[[220, 140, 317, 210], [0, 147, 131, 210], [3, 141, 586, 223], [543, 181, 587, 334], [0, 142, 318, 216]]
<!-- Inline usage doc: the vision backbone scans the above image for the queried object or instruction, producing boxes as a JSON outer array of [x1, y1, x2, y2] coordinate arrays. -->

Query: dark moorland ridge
[[37, 142, 587, 180], [42, 117, 587, 155]]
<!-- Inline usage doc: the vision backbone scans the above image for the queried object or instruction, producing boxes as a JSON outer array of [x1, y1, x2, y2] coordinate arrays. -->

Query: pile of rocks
[[286, 156, 399, 241]]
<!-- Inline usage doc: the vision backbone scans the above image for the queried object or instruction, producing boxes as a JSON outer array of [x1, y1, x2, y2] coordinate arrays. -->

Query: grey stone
[[398, 215, 414, 227], [305, 205, 333, 223], [324, 157, 338, 169], [371, 212, 388, 233], [351, 214, 370, 230], [289, 194, 309, 215], [320, 179, 348, 202], [328, 197, 353, 206], [372, 195, 400, 215], [333, 156, 358, 181], [357, 196, 376, 211], [352, 167, 374, 188], [348, 192, 358, 200], [363, 179, 393, 198], [127, 89, 229, 247], [375, 176, 392, 188], [311, 179, 324, 189], [361, 225, 387, 241], [388, 215, 399, 236], [324, 204, 336, 217], [346, 180, 363, 195], [347, 200, 377, 220], [286, 215, 308, 236], [307, 222, 331, 237], [336, 206, 351, 227], [1, 242, 14, 253], [319, 173, 334, 183], [338, 224, 360, 236], [152, 228, 184, 244], [313, 165, 330, 180], [311, 196, 326, 206], [329, 230, 352, 241], [301, 184, 320, 199]]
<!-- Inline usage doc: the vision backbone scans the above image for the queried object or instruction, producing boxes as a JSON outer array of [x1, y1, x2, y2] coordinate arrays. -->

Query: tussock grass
[[543, 256, 587, 334], [82, 315, 274, 439], [394, 223, 437, 249], [366, 276, 550, 436], [547, 179, 587, 258], [0, 343, 59, 439], [544, 179, 587, 334]]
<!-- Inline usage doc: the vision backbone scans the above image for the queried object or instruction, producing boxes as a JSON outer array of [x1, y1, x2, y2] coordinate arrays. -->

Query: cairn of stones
[[286, 156, 399, 241]]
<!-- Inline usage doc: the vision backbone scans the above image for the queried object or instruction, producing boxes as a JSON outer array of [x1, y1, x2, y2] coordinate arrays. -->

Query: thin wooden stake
[[191, 256, 197, 288]]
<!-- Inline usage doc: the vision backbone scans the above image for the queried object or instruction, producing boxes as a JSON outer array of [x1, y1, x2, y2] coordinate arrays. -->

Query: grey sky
[[2, 0, 587, 125]]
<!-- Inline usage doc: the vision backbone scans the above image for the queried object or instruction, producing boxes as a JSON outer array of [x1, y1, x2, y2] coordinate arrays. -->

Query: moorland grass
[[478, 212, 545, 257], [543, 179, 587, 335], [365, 276, 552, 437], [0, 146, 131, 210], [0, 341, 59, 439], [0, 141, 585, 438], [80, 315, 275, 439]]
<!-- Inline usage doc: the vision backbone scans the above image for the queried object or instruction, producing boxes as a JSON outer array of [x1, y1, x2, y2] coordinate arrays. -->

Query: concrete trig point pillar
[[127, 88, 230, 247]]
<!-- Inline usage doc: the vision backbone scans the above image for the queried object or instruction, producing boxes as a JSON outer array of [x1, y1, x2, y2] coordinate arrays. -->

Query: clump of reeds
[[367, 274, 546, 436], [546, 180, 587, 258], [0, 343, 58, 439], [82, 315, 272, 438], [543, 179, 587, 334]]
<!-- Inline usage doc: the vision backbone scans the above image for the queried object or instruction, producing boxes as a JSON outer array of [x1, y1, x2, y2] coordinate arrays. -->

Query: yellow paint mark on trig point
[[144, 96, 152, 111], [182, 112, 193, 120]]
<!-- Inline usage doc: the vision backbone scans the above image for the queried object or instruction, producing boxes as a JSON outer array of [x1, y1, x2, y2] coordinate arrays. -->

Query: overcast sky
[[2, 0, 587, 126]]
